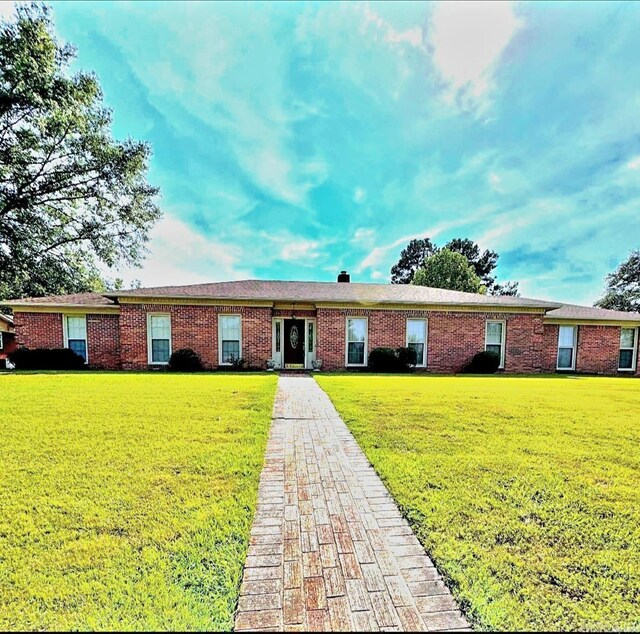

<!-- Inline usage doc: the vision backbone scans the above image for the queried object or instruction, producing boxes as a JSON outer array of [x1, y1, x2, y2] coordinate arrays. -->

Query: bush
[[368, 347, 417, 373], [9, 347, 86, 370], [465, 350, 501, 374], [226, 355, 247, 370], [168, 348, 204, 372], [396, 346, 418, 369]]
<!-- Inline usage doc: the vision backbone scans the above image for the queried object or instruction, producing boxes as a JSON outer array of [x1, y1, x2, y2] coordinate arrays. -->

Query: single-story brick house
[[0, 313, 17, 369], [3, 273, 640, 375]]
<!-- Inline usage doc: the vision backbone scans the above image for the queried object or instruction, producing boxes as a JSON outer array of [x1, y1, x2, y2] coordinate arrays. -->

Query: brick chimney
[[337, 270, 350, 283]]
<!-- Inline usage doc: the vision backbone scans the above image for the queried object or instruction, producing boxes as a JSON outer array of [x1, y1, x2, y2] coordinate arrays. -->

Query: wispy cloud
[[47, 1, 640, 304], [428, 0, 521, 110]]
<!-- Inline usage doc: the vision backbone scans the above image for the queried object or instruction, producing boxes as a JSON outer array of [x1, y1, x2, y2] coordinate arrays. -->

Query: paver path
[[235, 376, 470, 632]]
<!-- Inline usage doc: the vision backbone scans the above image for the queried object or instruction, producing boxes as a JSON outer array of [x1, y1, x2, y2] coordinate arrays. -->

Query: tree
[[391, 236, 519, 295], [411, 249, 485, 294], [0, 4, 160, 301], [594, 250, 640, 312], [390, 238, 438, 284]]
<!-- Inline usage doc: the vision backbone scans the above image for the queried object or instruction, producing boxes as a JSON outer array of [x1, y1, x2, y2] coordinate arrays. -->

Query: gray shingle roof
[[4, 280, 640, 323], [546, 303, 640, 322], [5, 292, 116, 307], [105, 279, 560, 309]]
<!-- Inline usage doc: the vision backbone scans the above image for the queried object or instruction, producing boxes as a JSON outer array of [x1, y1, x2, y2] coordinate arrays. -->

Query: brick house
[[3, 273, 640, 375]]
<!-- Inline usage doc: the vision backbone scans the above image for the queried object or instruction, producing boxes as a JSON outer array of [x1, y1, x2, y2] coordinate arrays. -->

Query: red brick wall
[[87, 314, 121, 370], [119, 304, 272, 370], [316, 308, 545, 373], [13, 312, 64, 349], [542, 324, 640, 376], [12, 306, 639, 376]]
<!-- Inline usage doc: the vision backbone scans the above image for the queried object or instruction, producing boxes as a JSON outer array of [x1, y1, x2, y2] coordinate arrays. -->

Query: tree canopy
[[595, 250, 640, 312], [0, 4, 160, 300], [391, 237, 518, 295], [411, 249, 485, 294]]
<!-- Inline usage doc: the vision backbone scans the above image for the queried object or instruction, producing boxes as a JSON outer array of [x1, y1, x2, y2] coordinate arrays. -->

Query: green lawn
[[0, 372, 277, 631], [316, 374, 640, 632]]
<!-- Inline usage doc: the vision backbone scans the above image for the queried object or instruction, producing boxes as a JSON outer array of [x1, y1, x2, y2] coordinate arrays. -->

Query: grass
[[316, 374, 640, 632], [0, 372, 277, 631]]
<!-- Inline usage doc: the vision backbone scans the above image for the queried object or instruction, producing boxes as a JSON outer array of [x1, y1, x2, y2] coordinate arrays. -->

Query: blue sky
[[12, 1, 640, 303]]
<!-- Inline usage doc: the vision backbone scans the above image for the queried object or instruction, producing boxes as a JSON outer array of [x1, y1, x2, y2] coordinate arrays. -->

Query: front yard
[[0, 373, 277, 631], [316, 374, 640, 631]]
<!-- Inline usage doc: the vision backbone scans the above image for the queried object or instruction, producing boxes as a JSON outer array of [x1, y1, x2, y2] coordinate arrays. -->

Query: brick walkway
[[234, 376, 470, 632]]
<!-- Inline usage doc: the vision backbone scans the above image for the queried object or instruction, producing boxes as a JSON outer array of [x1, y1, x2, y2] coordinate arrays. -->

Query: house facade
[[3, 274, 640, 376]]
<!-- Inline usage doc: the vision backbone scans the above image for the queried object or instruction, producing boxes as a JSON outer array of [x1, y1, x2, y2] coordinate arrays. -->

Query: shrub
[[227, 355, 247, 370], [168, 348, 204, 372], [465, 350, 501, 374], [368, 347, 417, 373], [9, 347, 86, 370], [396, 346, 418, 368]]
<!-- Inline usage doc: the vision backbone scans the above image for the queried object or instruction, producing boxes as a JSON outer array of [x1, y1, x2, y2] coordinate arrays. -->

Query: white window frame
[[485, 320, 506, 369], [147, 313, 171, 365], [0, 331, 3, 351], [618, 327, 638, 372], [345, 316, 368, 367], [218, 314, 242, 366], [556, 325, 577, 371], [406, 318, 428, 368], [63, 314, 88, 364]]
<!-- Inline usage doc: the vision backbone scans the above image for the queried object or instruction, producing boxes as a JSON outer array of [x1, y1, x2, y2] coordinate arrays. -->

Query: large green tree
[[0, 4, 160, 300], [391, 236, 519, 296], [595, 249, 640, 312], [412, 249, 485, 294]]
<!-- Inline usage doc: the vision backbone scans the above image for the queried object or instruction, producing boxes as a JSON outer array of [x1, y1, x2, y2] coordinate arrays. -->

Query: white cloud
[[353, 187, 367, 204], [0, 2, 15, 20], [626, 156, 640, 170], [428, 1, 521, 107], [111, 216, 251, 287]]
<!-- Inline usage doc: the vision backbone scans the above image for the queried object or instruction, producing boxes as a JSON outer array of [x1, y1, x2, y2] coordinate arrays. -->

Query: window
[[275, 320, 281, 353], [619, 328, 638, 371], [0, 331, 3, 351], [557, 325, 577, 370], [64, 315, 87, 363], [485, 320, 505, 369], [406, 319, 427, 367], [308, 321, 314, 353], [346, 317, 367, 366], [219, 315, 241, 364], [148, 314, 171, 364]]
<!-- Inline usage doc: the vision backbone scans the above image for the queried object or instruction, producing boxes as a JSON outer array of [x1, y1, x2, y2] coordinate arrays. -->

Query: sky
[[5, 1, 640, 304]]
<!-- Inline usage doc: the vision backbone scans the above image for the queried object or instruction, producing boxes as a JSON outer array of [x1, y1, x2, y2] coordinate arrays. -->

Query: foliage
[[412, 249, 485, 293], [391, 237, 519, 296], [368, 346, 417, 372], [391, 238, 438, 284], [0, 373, 277, 630], [226, 355, 247, 370], [464, 350, 501, 374], [0, 4, 160, 300], [317, 374, 640, 631], [9, 346, 85, 370], [595, 249, 640, 312], [168, 348, 204, 372]]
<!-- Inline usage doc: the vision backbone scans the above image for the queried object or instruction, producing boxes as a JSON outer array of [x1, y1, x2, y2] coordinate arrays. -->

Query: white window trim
[[147, 313, 171, 365], [485, 320, 506, 369], [218, 314, 242, 366], [618, 327, 638, 372], [345, 316, 368, 367], [63, 314, 88, 364], [306, 318, 317, 369], [0, 331, 3, 351], [556, 325, 577, 371], [406, 318, 428, 368]]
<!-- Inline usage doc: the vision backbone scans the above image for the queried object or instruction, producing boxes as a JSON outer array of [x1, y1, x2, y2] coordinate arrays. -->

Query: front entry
[[284, 319, 305, 369]]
